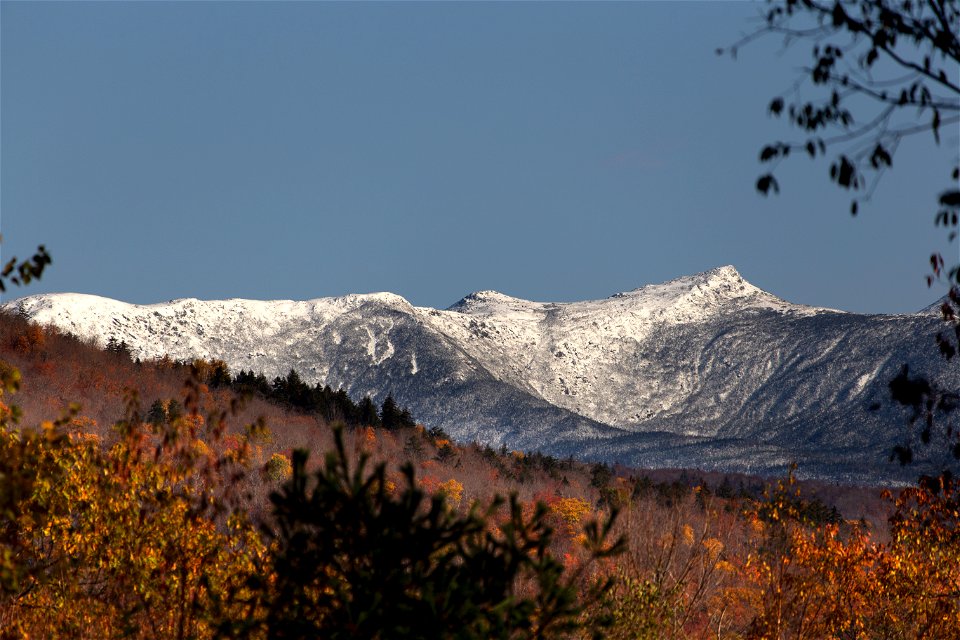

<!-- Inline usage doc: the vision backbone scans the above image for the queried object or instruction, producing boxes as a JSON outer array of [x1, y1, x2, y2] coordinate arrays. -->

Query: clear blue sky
[[2, 1, 956, 313]]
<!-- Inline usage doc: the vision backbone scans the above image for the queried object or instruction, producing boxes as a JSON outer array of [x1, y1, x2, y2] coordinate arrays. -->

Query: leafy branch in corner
[[0, 245, 52, 293], [719, 0, 959, 250]]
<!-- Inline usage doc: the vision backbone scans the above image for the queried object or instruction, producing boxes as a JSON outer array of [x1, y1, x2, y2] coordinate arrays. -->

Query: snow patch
[[365, 322, 396, 365]]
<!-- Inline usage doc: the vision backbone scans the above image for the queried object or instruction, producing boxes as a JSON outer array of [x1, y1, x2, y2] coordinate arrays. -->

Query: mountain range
[[10, 266, 956, 484]]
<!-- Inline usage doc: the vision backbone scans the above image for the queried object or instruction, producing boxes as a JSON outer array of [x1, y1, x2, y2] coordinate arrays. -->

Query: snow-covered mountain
[[9, 266, 956, 483]]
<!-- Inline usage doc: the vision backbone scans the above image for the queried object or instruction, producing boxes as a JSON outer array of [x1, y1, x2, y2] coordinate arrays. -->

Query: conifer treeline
[[133, 352, 418, 431]]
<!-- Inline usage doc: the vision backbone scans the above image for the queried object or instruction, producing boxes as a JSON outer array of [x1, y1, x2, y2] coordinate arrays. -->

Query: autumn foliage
[[1, 310, 960, 638]]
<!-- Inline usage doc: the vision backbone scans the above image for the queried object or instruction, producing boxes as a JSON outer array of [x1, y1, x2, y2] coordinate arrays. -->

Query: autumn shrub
[[739, 468, 960, 640], [264, 452, 293, 482]]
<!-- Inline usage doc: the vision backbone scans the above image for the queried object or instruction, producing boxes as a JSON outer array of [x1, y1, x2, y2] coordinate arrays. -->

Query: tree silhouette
[[724, 0, 960, 467], [380, 394, 402, 430], [720, 0, 958, 236], [0, 245, 51, 294]]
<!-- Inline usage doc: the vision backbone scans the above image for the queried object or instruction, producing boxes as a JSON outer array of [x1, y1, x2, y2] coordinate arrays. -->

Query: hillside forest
[[1, 308, 959, 639]]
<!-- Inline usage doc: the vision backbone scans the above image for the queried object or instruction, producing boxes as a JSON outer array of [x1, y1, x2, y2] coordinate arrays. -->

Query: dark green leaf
[[756, 174, 779, 195], [940, 190, 960, 207]]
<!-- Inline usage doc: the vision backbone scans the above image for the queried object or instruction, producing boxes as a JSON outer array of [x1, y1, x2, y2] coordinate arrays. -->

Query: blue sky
[[2, 1, 956, 313]]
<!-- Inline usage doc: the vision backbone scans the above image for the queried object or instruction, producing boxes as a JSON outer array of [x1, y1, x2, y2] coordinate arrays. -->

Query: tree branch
[[876, 40, 960, 95], [810, 68, 960, 111]]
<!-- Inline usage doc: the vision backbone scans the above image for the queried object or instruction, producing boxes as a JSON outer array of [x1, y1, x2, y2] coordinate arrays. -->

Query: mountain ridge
[[9, 266, 955, 483]]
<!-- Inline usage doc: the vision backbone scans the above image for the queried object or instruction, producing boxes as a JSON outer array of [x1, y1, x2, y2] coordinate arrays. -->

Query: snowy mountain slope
[[9, 266, 956, 483], [427, 266, 834, 433]]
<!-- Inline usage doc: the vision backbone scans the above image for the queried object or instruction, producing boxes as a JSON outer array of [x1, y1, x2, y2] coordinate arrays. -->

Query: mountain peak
[[612, 265, 755, 301], [668, 264, 748, 290], [701, 264, 743, 281], [447, 290, 527, 312], [600, 264, 833, 318]]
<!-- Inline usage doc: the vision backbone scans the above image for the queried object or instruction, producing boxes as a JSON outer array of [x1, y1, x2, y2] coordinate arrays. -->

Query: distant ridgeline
[[11, 265, 959, 484]]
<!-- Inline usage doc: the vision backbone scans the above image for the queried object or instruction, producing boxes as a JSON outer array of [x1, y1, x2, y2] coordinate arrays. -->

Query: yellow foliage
[[438, 478, 464, 509], [0, 414, 268, 638], [703, 537, 724, 561], [265, 452, 292, 482], [191, 437, 210, 459], [551, 497, 591, 537], [715, 559, 735, 574]]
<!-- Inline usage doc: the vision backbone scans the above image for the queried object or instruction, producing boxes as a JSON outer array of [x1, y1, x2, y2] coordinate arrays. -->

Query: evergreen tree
[[716, 476, 736, 500], [380, 395, 401, 430], [590, 462, 613, 490], [234, 370, 271, 397], [271, 375, 288, 405], [403, 435, 425, 460], [435, 444, 456, 465], [225, 429, 623, 639], [146, 400, 167, 426], [209, 360, 232, 388], [356, 397, 381, 428], [333, 389, 354, 423], [166, 399, 184, 422]]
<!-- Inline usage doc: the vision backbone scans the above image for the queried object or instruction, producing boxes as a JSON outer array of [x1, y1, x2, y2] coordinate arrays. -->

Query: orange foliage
[[419, 474, 440, 495], [11, 324, 46, 354], [68, 415, 97, 431]]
